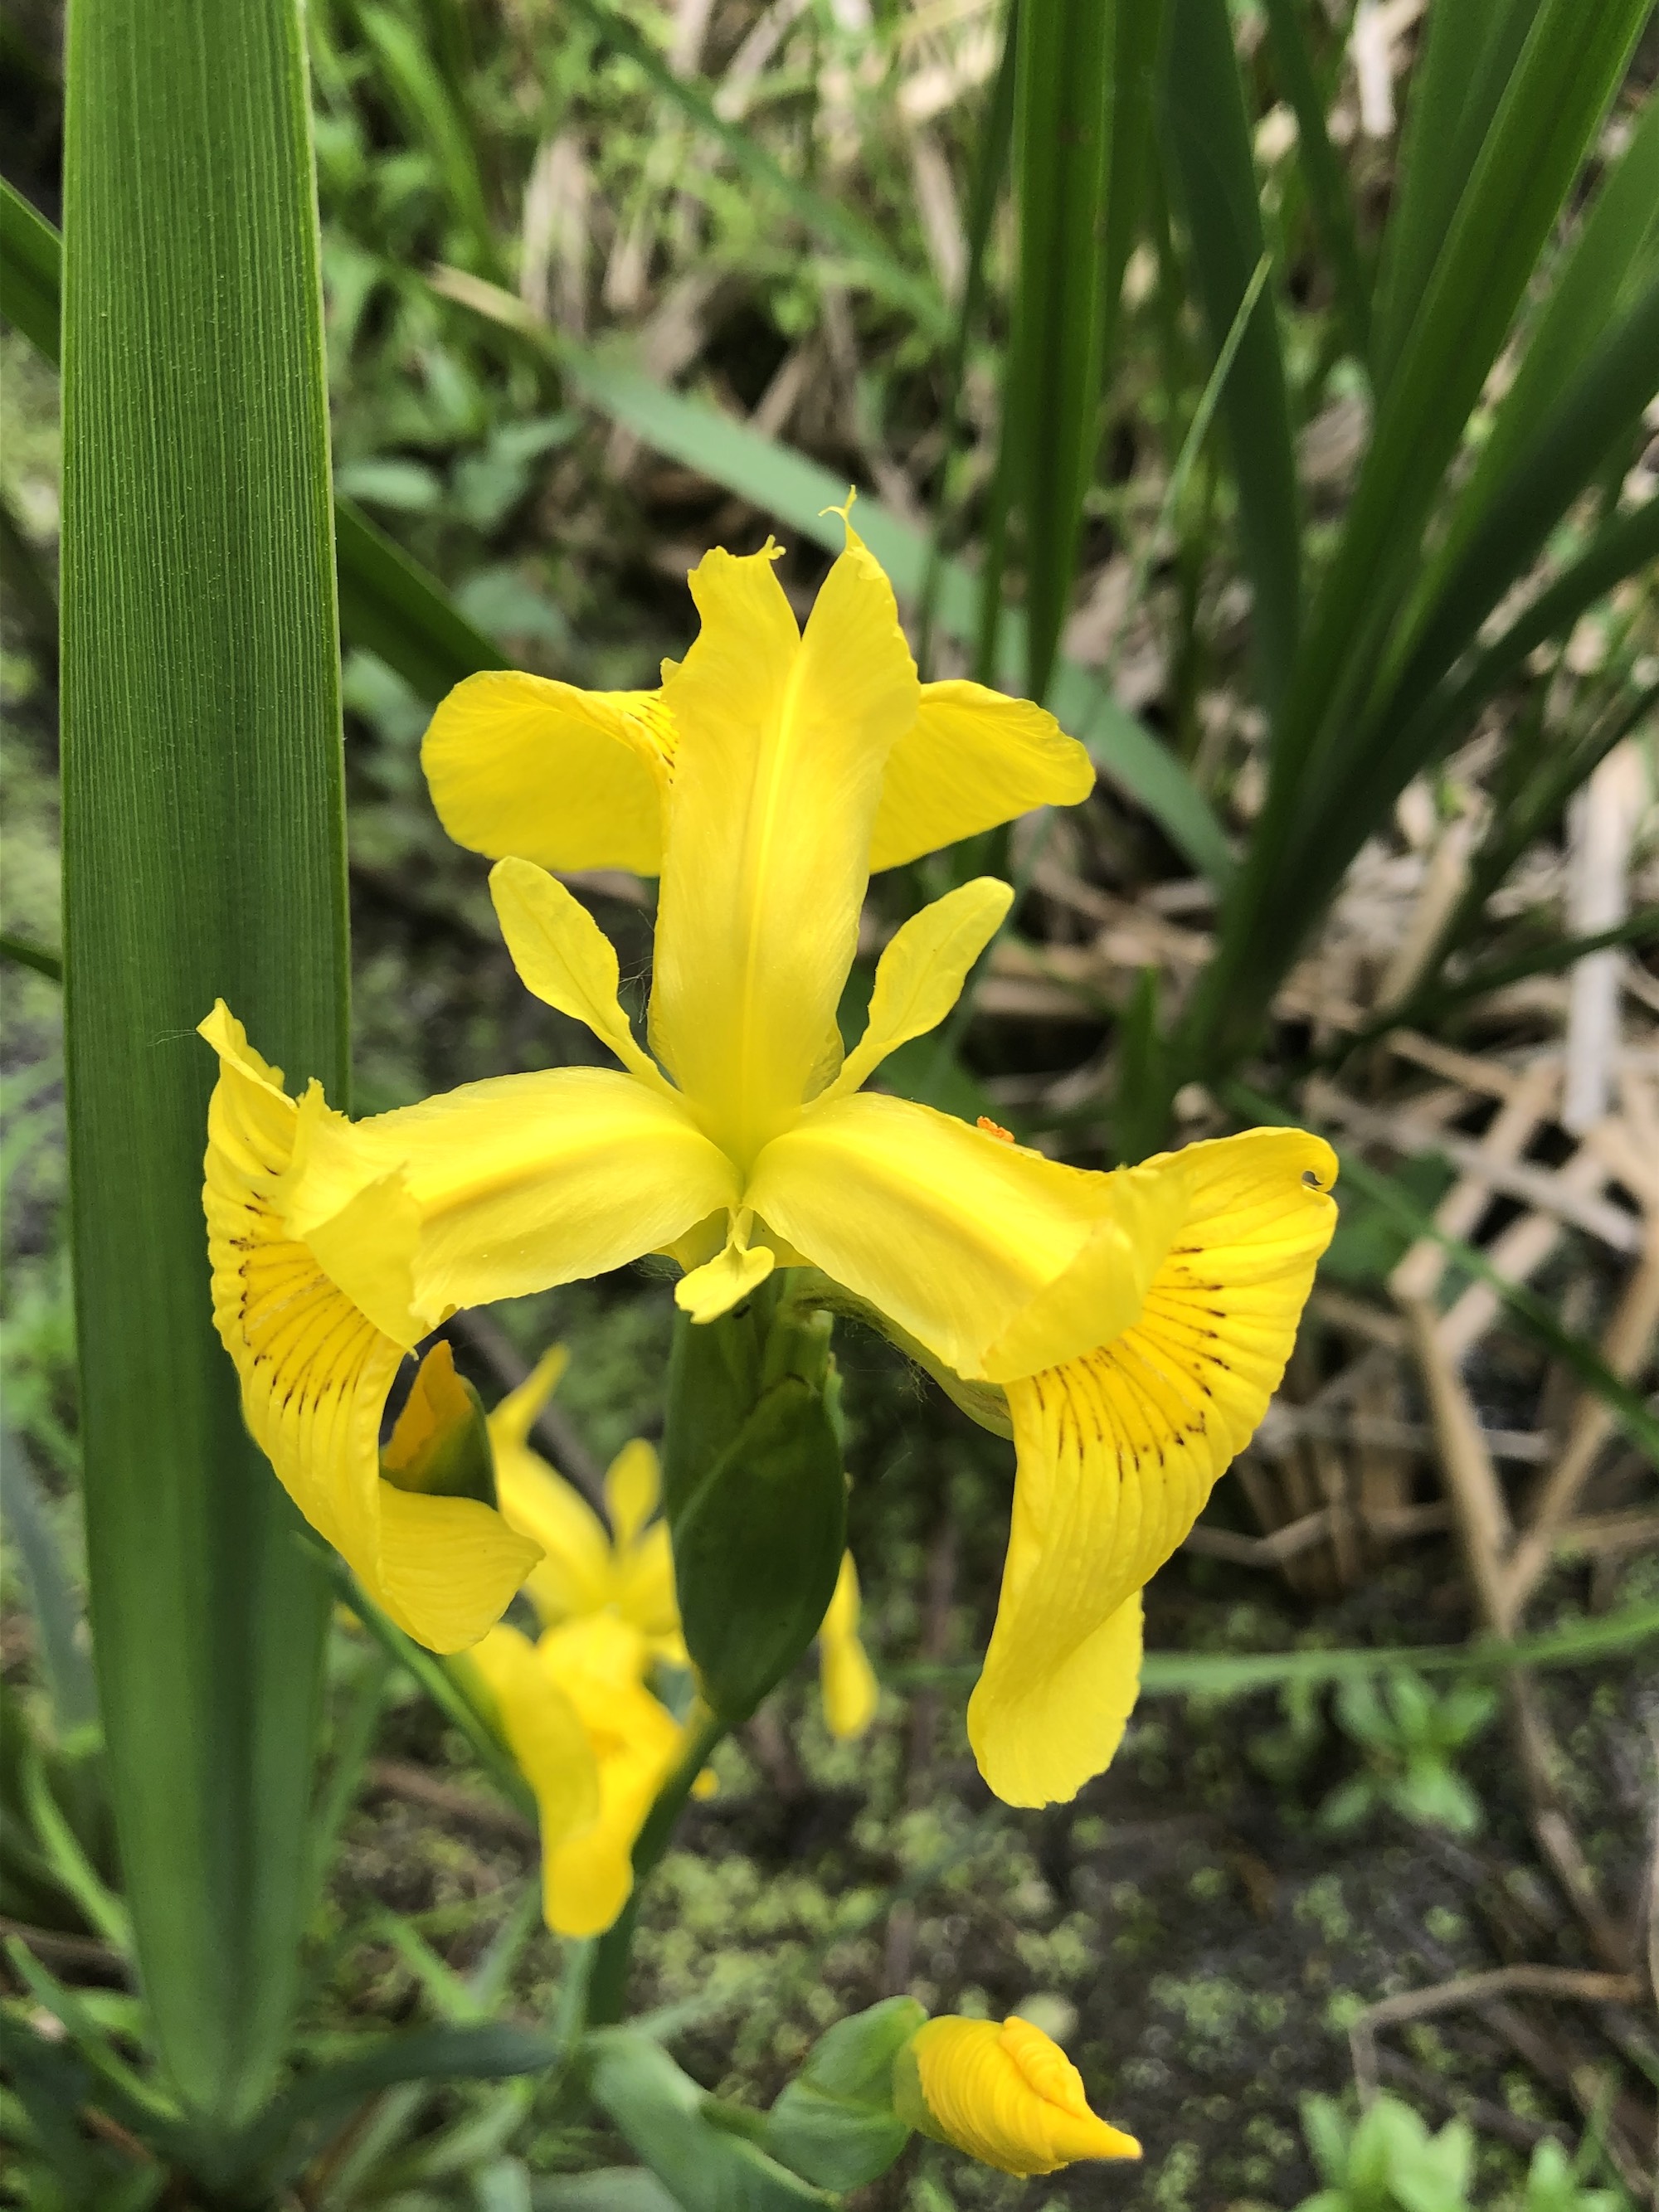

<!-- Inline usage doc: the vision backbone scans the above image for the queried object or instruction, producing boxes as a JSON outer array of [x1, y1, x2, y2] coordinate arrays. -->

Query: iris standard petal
[[818, 1553, 879, 1740], [421, 669, 669, 874], [467, 1623, 603, 1932], [903, 2015, 1139, 2176], [199, 1004, 541, 1652], [536, 1616, 689, 1937], [824, 878, 1013, 1103], [745, 1092, 1112, 1378], [868, 680, 1094, 872], [279, 1065, 739, 1339], [649, 535, 919, 1162], [489, 858, 670, 1091], [968, 1130, 1338, 1806]]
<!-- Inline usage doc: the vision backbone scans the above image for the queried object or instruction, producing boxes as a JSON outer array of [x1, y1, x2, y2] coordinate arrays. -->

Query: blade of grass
[[0, 178, 60, 359], [1366, 270, 1659, 767], [1370, 0, 1543, 395], [1, 1441, 98, 1738], [1005, 0, 1116, 702], [357, 3, 502, 280], [0, 931, 63, 982], [1275, 0, 1649, 804], [1159, 0, 1301, 709], [916, 0, 1019, 681], [1331, 904, 1659, 1066], [897, 1597, 1659, 1694], [1419, 85, 1659, 603], [1259, 0, 1370, 366], [335, 496, 507, 697], [62, 0, 345, 2129]]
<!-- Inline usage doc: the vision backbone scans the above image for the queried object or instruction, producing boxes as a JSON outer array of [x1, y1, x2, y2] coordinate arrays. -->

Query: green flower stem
[[585, 1707, 727, 2029]]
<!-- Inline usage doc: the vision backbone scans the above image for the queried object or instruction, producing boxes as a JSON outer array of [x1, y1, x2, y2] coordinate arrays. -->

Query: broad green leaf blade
[[1159, 0, 1301, 709], [1006, 0, 1116, 702], [62, 0, 345, 2128], [1259, 0, 1370, 364]]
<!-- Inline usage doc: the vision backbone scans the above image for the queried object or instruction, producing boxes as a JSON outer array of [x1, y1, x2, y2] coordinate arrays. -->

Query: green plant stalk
[[61, 0, 346, 2129], [585, 1708, 727, 2030]]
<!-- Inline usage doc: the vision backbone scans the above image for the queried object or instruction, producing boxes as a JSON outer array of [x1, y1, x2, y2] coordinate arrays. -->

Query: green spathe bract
[[61, 0, 347, 2134]]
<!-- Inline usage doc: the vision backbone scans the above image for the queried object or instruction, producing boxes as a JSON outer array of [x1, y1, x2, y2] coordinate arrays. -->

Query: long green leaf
[[1370, 0, 1542, 394], [335, 496, 506, 697], [1277, 0, 1648, 800], [0, 179, 60, 360], [1158, 0, 1301, 710], [1259, 0, 1370, 365], [1005, 0, 1116, 702], [1421, 85, 1659, 600], [62, 0, 345, 2129], [898, 1599, 1659, 1695]]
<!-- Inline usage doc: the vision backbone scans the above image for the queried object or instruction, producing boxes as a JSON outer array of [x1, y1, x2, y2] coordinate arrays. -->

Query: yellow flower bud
[[895, 2014, 1140, 2177]]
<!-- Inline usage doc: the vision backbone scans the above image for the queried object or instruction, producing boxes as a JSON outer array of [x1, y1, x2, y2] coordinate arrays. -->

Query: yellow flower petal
[[494, 1438, 614, 1628], [467, 1623, 602, 1922], [421, 669, 669, 874], [745, 1091, 1111, 1378], [819, 1553, 879, 1740], [649, 537, 919, 1164], [489, 858, 669, 1091], [488, 1344, 571, 1452], [536, 1616, 688, 1937], [604, 1437, 662, 1549], [199, 1003, 540, 1653], [615, 1521, 685, 1655], [904, 2015, 1139, 2176], [868, 680, 1094, 873], [968, 1129, 1338, 1805], [824, 878, 1013, 1103], [279, 1066, 738, 1336]]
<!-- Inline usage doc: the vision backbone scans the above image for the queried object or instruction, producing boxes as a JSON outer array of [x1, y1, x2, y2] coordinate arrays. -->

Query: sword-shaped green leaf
[[61, 0, 346, 2127]]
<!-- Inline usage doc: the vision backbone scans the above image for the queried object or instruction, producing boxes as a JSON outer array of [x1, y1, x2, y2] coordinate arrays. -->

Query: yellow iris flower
[[896, 2014, 1140, 2177], [200, 525, 1335, 1803], [465, 1611, 697, 1938], [489, 1342, 879, 1737], [486, 1345, 684, 1660]]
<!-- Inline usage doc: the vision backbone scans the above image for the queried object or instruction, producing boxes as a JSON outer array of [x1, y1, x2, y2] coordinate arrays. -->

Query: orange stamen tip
[[976, 1116, 1016, 1145]]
